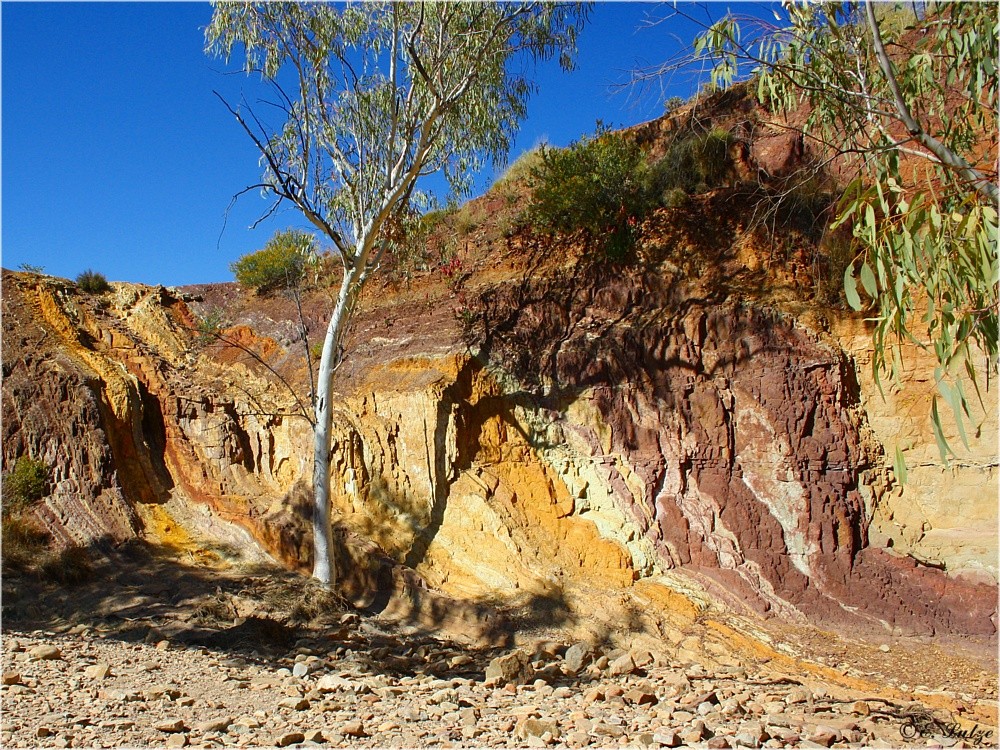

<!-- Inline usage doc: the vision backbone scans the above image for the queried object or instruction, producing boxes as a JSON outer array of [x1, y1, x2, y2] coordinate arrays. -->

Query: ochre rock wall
[[2, 268, 995, 639], [835, 317, 998, 586]]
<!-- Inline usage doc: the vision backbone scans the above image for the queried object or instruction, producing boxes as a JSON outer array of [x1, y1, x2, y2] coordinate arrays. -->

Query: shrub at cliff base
[[2, 456, 92, 582]]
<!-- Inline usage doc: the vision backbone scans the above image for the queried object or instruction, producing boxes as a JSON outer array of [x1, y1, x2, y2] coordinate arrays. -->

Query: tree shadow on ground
[[1, 536, 659, 690]]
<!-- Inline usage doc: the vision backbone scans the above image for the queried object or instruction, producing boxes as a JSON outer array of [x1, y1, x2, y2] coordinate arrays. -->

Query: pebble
[[84, 663, 112, 679], [608, 652, 637, 676], [340, 719, 366, 737], [28, 645, 62, 661], [275, 731, 305, 747], [155, 719, 187, 733]]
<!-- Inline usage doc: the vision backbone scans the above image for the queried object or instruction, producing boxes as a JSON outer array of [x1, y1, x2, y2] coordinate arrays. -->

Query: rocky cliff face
[[6, 232, 994, 647], [2, 171, 996, 644]]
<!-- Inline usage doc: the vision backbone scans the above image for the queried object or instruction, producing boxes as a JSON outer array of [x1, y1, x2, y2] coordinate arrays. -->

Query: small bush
[[452, 204, 480, 237], [76, 270, 111, 294], [231, 229, 316, 295], [662, 187, 690, 209], [493, 147, 545, 190], [195, 307, 227, 346], [650, 127, 739, 197], [1, 512, 50, 572], [39, 545, 93, 585], [526, 126, 653, 259], [663, 96, 685, 115], [3, 456, 50, 511]]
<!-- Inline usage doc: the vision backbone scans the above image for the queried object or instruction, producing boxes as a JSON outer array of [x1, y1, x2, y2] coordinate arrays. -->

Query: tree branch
[[864, 0, 998, 203]]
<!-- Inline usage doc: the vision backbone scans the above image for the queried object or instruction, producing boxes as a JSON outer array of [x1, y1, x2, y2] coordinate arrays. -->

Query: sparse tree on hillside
[[635, 1, 998, 471], [206, 1, 588, 587]]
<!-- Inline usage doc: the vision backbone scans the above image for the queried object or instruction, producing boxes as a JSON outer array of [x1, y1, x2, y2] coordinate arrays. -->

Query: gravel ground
[[4, 622, 996, 749]]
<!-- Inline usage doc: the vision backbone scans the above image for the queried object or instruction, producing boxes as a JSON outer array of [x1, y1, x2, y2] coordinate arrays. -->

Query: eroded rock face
[[835, 316, 999, 587], [2, 277, 142, 547], [2, 265, 995, 640], [458, 263, 996, 635], [1, 272, 311, 565]]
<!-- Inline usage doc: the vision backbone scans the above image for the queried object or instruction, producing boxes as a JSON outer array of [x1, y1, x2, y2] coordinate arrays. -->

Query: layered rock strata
[[2, 264, 995, 641]]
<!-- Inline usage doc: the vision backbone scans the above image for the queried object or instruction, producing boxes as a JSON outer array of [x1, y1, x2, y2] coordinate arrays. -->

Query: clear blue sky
[[2, 2, 767, 287]]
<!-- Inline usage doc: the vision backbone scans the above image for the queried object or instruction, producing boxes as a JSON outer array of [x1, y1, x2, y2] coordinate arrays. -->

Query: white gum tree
[[206, 1, 588, 586]]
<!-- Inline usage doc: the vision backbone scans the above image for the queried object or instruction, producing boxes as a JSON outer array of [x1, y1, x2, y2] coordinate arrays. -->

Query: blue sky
[[2, 2, 763, 287]]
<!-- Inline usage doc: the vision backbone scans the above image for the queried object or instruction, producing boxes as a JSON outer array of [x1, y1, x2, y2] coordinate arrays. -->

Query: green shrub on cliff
[[76, 269, 111, 294], [649, 127, 738, 196], [3, 456, 50, 512], [231, 229, 317, 295], [526, 126, 653, 259], [2, 456, 51, 573]]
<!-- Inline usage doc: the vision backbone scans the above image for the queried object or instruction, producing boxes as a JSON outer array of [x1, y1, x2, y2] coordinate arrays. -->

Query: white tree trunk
[[311, 270, 357, 586]]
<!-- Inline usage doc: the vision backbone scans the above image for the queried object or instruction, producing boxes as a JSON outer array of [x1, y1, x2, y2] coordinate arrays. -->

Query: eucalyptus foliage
[[693, 1, 998, 467], [206, 1, 587, 585]]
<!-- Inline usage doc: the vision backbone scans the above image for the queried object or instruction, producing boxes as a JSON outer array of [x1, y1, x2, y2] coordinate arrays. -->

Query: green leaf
[[843, 263, 862, 310], [860, 262, 877, 297], [930, 397, 951, 465], [893, 446, 908, 486]]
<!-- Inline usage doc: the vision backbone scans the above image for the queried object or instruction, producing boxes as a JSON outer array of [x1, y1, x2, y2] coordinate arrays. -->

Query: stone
[[563, 642, 591, 674], [84, 664, 112, 680], [624, 688, 658, 706], [591, 722, 625, 739], [303, 729, 326, 743], [292, 662, 310, 678], [786, 687, 811, 704], [278, 696, 310, 710], [807, 727, 839, 747], [155, 719, 187, 733], [29, 645, 62, 661], [2, 672, 22, 685], [340, 720, 366, 737], [275, 731, 305, 747], [516, 718, 560, 741], [429, 688, 458, 705], [631, 650, 655, 668], [315, 674, 352, 692], [146, 684, 182, 700], [707, 737, 731, 749], [607, 653, 637, 676], [485, 650, 534, 686], [682, 720, 707, 744], [852, 700, 871, 716], [194, 718, 233, 733], [165, 734, 188, 748], [653, 730, 682, 747]]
